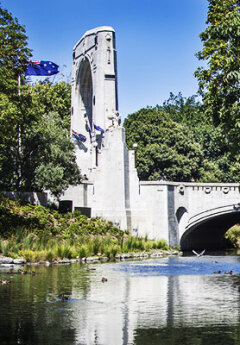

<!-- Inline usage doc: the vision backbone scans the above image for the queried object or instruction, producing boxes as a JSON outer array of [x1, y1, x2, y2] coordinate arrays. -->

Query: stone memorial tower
[[71, 26, 120, 177], [61, 26, 139, 230]]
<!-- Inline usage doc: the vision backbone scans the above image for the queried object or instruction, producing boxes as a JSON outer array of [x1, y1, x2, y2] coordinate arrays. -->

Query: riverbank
[[0, 249, 180, 268], [0, 195, 178, 263]]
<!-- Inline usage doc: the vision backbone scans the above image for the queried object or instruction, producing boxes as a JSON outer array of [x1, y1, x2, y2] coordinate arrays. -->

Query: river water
[[1, 254, 240, 345]]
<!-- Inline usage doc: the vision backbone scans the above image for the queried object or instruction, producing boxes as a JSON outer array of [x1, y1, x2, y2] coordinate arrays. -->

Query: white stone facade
[[71, 26, 120, 178]]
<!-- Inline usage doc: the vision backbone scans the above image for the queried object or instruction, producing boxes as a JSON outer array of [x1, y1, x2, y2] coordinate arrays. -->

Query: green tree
[[0, 5, 32, 188], [195, 0, 240, 154], [0, 6, 81, 196], [0, 6, 31, 94], [123, 92, 239, 183], [25, 112, 81, 198], [13, 82, 81, 197], [0, 80, 80, 197], [161, 93, 235, 182], [27, 81, 71, 129], [123, 108, 205, 181], [159, 92, 203, 127]]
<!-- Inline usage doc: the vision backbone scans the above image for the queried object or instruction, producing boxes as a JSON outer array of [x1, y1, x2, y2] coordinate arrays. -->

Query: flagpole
[[18, 75, 21, 96], [17, 75, 22, 188]]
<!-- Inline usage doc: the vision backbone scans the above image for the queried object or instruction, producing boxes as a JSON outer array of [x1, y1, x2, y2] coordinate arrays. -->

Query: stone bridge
[[60, 26, 240, 251], [132, 182, 240, 250]]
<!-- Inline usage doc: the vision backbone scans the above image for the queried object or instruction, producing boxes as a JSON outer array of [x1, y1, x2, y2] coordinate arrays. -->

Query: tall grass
[[0, 231, 171, 262], [0, 195, 173, 262], [0, 233, 171, 262], [103, 244, 120, 259], [1, 239, 11, 257], [77, 245, 89, 258]]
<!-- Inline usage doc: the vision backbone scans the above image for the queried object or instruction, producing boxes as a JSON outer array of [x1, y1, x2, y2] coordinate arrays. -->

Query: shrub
[[152, 241, 157, 249], [0, 196, 176, 262], [225, 225, 240, 247]]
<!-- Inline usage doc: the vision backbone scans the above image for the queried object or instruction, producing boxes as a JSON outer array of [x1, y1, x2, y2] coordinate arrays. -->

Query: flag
[[25, 60, 59, 76], [94, 123, 104, 134], [72, 130, 86, 143]]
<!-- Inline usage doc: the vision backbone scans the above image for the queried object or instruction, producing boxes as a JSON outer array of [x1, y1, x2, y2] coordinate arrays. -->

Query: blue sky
[[3, 0, 208, 118]]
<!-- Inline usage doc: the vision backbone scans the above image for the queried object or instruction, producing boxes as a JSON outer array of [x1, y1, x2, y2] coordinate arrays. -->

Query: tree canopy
[[195, 0, 240, 153], [124, 107, 201, 181], [123, 93, 238, 183], [0, 7, 31, 94]]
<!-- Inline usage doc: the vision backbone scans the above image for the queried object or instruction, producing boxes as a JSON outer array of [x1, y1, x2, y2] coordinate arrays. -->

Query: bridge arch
[[180, 204, 240, 251]]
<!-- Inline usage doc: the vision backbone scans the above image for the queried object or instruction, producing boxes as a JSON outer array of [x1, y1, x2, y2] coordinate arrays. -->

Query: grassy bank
[[0, 195, 171, 262]]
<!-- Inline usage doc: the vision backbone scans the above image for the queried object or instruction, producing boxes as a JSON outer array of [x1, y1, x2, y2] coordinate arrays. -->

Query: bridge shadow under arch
[[180, 211, 240, 251]]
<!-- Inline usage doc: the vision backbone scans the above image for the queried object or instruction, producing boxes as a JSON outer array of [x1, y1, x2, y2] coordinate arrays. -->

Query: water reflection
[[0, 256, 240, 345]]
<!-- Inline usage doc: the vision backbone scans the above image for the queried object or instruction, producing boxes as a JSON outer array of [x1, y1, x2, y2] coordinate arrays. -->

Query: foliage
[[0, 6, 31, 94], [0, 80, 80, 196], [23, 110, 81, 197], [225, 224, 240, 247], [0, 5, 32, 190], [26, 81, 71, 130], [124, 107, 201, 181], [195, 0, 240, 154], [124, 92, 240, 182], [163, 93, 240, 182], [124, 103, 208, 181], [16, 81, 79, 197], [0, 5, 80, 197], [159, 92, 204, 127], [0, 196, 172, 261]]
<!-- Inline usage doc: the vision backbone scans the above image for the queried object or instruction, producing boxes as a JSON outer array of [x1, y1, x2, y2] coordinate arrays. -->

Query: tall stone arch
[[79, 58, 93, 131]]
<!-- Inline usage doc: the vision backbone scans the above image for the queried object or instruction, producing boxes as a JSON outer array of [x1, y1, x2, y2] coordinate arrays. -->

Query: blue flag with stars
[[25, 60, 59, 76]]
